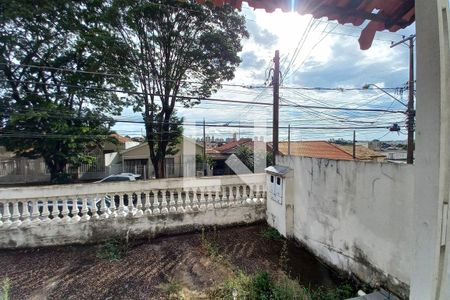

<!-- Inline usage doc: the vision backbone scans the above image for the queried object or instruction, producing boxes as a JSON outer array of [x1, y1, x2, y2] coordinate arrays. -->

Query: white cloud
[[113, 8, 415, 142]]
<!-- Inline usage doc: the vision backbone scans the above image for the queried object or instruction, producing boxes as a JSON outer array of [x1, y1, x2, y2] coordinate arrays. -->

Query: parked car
[[95, 173, 141, 183]]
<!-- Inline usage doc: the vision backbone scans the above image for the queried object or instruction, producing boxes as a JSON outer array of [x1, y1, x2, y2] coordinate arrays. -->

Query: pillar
[[411, 0, 450, 299]]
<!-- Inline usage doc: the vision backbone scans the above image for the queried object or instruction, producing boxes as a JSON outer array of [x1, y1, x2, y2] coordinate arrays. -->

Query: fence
[[0, 173, 266, 248]]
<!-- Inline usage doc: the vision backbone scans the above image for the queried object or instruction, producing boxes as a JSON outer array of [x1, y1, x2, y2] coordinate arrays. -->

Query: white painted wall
[[0, 174, 266, 248], [275, 156, 414, 298]]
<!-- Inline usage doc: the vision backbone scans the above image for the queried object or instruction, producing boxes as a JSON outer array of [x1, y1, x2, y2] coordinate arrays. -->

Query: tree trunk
[[152, 157, 166, 179]]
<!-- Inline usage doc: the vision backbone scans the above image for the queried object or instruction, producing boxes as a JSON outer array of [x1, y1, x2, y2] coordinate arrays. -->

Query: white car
[[95, 173, 141, 183]]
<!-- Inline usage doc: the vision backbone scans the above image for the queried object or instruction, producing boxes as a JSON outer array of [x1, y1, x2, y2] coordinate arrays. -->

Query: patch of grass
[[158, 278, 184, 300], [201, 227, 223, 260], [210, 271, 357, 300], [1, 278, 10, 300], [261, 227, 283, 241], [305, 283, 355, 300], [279, 240, 290, 273], [96, 240, 127, 261]]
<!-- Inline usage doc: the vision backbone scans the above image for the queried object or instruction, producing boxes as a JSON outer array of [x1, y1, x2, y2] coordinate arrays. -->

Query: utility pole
[[203, 118, 206, 176], [352, 130, 356, 159], [272, 50, 280, 165], [288, 124, 291, 156], [391, 34, 415, 164]]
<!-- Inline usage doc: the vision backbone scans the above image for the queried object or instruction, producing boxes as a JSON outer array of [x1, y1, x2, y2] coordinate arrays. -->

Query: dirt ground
[[0, 223, 344, 299]]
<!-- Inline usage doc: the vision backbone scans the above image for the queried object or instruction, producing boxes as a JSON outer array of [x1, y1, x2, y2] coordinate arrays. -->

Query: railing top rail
[[0, 173, 266, 200]]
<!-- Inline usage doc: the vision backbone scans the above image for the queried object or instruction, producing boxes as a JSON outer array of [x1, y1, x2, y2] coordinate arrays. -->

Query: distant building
[[278, 141, 386, 162]]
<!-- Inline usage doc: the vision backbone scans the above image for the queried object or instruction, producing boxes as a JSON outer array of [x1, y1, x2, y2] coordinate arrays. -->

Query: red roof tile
[[110, 133, 132, 144], [278, 141, 354, 160], [198, 0, 415, 50]]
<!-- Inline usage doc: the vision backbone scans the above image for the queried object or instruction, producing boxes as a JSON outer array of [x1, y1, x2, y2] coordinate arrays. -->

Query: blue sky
[[113, 4, 416, 142]]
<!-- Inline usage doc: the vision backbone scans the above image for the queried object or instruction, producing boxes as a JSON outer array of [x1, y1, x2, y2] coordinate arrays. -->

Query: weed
[[1, 278, 10, 300], [96, 240, 126, 261], [304, 283, 356, 300], [201, 226, 223, 260], [279, 240, 290, 273], [158, 278, 184, 300], [261, 227, 283, 241]]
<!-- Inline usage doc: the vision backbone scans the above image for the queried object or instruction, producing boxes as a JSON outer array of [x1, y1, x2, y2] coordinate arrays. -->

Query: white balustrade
[[0, 174, 266, 229]]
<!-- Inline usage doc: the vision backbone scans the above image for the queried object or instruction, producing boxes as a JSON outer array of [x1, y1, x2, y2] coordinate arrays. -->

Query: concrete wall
[[275, 156, 414, 298], [0, 174, 266, 248]]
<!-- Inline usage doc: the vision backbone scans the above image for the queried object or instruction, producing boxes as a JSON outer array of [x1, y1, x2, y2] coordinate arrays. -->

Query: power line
[[0, 79, 406, 114], [1, 64, 407, 92]]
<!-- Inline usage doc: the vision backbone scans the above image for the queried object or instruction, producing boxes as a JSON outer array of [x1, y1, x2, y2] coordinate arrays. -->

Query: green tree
[[101, 0, 248, 178], [0, 0, 129, 181], [235, 145, 274, 172]]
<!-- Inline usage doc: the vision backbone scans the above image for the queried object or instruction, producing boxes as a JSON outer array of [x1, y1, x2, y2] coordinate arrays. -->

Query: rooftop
[[278, 141, 355, 160]]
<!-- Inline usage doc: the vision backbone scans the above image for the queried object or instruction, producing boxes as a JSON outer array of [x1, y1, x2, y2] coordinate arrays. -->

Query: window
[[277, 177, 281, 185], [166, 158, 175, 176]]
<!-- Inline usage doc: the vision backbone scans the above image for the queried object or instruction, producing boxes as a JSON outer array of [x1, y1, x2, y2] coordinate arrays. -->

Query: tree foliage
[[235, 145, 274, 173], [0, 0, 129, 181], [100, 0, 248, 178]]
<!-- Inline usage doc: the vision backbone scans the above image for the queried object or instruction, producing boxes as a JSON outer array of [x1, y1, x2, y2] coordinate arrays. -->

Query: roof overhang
[[197, 0, 415, 50]]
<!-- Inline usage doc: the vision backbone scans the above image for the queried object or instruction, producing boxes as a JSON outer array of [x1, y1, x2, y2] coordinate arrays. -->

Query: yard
[[0, 224, 363, 300]]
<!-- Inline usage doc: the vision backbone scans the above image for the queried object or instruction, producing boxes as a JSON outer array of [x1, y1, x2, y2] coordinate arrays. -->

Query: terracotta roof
[[198, 0, 415, 50], [214, 138, 252, 153], [334, 144, 386, 160], [110, 133, 132, 143], [278, 141, 354, 160]]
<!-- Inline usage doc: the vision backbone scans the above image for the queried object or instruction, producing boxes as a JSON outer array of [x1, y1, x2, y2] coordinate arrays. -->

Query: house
[[207, 138, 272, 175], [333, 144, 386, 162], [119, 137, 204, 179], [278, 141, 386, 162]]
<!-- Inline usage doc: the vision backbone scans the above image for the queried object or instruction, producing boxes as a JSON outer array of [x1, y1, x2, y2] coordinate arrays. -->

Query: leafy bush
[[261, 227, 283, 241], [1, 278, 10, 300], [211, 271, 356, 300], [96, 240, 126, 261], [305, 284, 355, 300]]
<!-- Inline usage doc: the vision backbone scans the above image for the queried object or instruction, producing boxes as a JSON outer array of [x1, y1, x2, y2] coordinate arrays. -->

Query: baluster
[[108, 194, 117, 218], [152, 190, 161, 215], [20, 200, 31, 227], [41, 198, 51, 223], [71, 197, 81, 223], [127, 193, 136, 217], [245, 186, 253, 205], [134, 191, 144, 218], [169, 190, 176, 213], [229, 186, 236, 207], [118, 193, 127, 217], [61, 197, 71, 223], [199, 187, 207, 211], [0, 202, 4, 227], [3, 201, 12, 227], [220, 186, 228, 208], [161, 190, 168, 214], [242, 185, 249, 203], [81, 196, 90, 222], [214, 187, 221, 209], [51, 198, 61, 223], [176, 189, 185, 213], [31, 199, 41, 224], [9, 201, 21, 227], [2, 201, 12, 227], [144, 191, 152, 215], [99, 194, 109, 219], [192, 188, 199, 211], [206, 187, 213, 210], [90, 195, 99, 219], [184, 189, 192, 212]]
